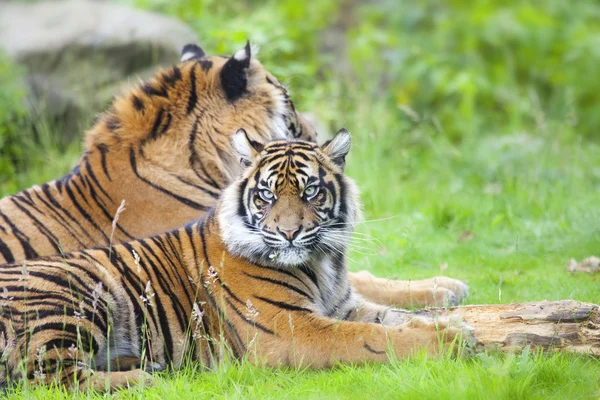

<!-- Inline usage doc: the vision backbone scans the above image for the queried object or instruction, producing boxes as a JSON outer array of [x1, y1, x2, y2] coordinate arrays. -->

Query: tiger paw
[[399, 276, 469, 307], [82, 369, 155, 391], [379, 308, 412, 326], [401, 315, 476, 356], [437, 277, 469, 302], [350, 271, 469, 308]]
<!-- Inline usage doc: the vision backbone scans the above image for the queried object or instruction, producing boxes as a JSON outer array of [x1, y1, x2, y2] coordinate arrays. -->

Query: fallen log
[[417, 300, 600, 356]]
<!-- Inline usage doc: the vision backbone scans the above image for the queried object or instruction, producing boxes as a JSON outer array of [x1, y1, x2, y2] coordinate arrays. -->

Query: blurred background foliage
[[0, 54, 28, 183], [3, 0, 600, 182], [120, 0, 600, 142]]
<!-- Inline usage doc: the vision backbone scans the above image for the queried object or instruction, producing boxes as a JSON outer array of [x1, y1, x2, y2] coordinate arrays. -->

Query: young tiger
[[0, 42, 468, 308], [0, 131, 471, 390]]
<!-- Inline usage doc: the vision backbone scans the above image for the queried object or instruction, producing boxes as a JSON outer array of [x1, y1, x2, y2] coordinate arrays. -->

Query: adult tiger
[[0, 42, 467, 307], [0, 132, 472, 390], [0, 42, 314, 262]]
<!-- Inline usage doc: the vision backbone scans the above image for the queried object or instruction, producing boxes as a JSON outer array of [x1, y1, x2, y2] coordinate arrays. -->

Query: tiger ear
[[180, 44, 205, 62], [321, 128, 351, 169], [220, 41, 251, 101], [232, 128, 264, 167]]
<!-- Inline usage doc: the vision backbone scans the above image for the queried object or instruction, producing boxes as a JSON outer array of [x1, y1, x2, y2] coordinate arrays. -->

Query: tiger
[[0, 41, 467, 307], [0, 131, 472, 390]]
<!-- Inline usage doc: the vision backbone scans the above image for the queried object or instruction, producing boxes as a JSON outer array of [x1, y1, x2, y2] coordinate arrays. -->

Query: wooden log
[[416, 300, 600, 356]]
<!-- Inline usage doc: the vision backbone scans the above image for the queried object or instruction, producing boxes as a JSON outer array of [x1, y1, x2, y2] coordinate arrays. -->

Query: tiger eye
[[259, 189, 274, 202], [303, 185, 319, 199]]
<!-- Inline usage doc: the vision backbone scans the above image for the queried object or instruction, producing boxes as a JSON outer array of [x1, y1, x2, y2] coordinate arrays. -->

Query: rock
[[0, 0, 197, 140]]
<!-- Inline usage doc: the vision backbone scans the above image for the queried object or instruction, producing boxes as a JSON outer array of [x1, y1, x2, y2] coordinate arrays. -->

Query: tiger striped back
[[0, 133, 469, 390], [0, 42, 316, 265]]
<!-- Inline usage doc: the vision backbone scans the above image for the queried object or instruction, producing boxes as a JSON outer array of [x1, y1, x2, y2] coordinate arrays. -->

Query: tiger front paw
[[411, 276, 469, 307], [396, 315, 475, 356], [350, 271, 469, 308]]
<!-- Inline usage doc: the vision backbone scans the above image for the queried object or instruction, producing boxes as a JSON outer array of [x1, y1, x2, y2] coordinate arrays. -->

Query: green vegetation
[[0, 55, 81, 195], [1, 0, 599, 398]]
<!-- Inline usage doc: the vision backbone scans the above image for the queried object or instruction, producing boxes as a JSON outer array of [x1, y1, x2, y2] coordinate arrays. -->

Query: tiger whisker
[[317, 240, 362, 265], [322, 215, 400, 228], [319, 238, 379, 253], [319, 232, 382, 248], [320, 232, 381, 245], [315, 242, 360, 265]]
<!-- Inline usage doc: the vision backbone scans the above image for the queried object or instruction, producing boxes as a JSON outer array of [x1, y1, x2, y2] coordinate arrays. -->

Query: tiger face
[[178, 42, 314, 143], [219, 129, 361, 267]]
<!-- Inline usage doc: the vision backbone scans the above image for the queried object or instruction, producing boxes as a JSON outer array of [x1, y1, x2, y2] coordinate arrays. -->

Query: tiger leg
[[345, 297, 413, 326], [79, 369, 154, 391], [14, 320, 153, 391], [21, 347, 153, 391], [348, 270, 468, 307], [109, 356, 164, 372], [109, 356, 145, 371], [252, 311, 473, 369], [18, 343, 92, 389], [343, 294, 463, 328]]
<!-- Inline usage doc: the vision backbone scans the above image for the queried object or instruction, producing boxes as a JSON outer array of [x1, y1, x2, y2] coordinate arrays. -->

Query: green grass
[[2, 0, 600, 398], [4, 353, 599, 399]]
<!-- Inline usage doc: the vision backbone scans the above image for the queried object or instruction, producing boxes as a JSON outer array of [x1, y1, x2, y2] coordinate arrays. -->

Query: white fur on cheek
[[232, 130, 253, 160], [249, 72, 290, 140], [266, 85, 288, 139], [218, 183, 265, 259]]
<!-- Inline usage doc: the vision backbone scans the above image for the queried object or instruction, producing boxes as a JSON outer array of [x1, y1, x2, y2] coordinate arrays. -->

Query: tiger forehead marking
[[258, 141, 320, 190]]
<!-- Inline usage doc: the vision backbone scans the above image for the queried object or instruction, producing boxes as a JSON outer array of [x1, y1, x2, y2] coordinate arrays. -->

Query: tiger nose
[[278, 226, 301, 241]]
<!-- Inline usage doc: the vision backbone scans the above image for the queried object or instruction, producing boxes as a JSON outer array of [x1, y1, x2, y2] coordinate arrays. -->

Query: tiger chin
[[0, 131, 473, 391]]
